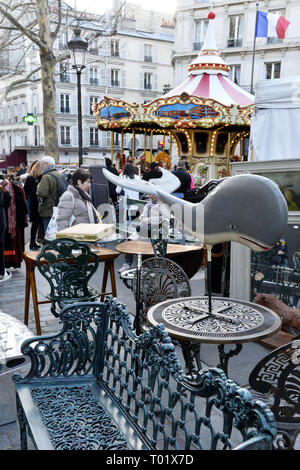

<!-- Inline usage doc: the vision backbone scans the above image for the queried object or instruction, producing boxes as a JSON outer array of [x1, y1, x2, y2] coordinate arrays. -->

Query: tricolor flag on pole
[[256, 11, 290, 39]]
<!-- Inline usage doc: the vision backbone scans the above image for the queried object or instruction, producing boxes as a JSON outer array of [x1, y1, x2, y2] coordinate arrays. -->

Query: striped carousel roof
[[164, 12, 254, 108]]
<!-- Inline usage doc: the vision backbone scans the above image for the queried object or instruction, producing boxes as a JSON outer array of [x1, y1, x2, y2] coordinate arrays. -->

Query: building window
[[90, 67, 99, 86], [60, 94, 70, 113], [58, 33, 68, 50], [111, 69, 120, 87], [265, 62, 281, 79], [144, 72, 152, 90], [228, 15, 243, 47], [88, 40, 99, 55], [111, 39, 119, 57], [60, 126, 71, 145], [229, 65, 241, 85], [144, 44, 153, 62], [194, 19, 208, 50], [90, 128, 99, 146], [90, 96, 99, 115], [59, 63, 70, 83]]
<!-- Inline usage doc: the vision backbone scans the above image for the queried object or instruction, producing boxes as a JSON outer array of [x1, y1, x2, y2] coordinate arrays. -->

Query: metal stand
[[206, 244, 213, 313], [133, 253, 143, 335]]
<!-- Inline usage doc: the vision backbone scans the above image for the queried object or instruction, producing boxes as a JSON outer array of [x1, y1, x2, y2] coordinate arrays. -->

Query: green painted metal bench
[[13, 298, 276, 450]]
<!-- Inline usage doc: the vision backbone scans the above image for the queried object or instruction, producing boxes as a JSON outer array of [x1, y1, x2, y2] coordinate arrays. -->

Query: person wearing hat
[[36, 156, 62, 232], [142, 162, 162, 182]]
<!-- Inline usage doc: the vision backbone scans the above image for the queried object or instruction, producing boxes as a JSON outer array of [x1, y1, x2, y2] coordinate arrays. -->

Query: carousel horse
[[104, 169, 288, 252]]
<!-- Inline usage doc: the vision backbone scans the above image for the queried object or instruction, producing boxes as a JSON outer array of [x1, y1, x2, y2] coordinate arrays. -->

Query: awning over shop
[[0, 150, 27, 169]]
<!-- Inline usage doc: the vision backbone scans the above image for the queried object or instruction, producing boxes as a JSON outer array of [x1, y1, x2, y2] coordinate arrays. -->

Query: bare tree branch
[[0, 3, 47, 50]]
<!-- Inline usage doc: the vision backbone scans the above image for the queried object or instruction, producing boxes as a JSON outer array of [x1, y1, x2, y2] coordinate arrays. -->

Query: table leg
[[108, 261, 117, 298], [24, 266, 31, 326], [217, 343, 243, 376], [100, 262, 109, 302], [180, 341, 202, 375], [29, 270, 42, 336]]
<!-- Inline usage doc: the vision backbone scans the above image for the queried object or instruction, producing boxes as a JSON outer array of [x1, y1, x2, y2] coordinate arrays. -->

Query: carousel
[[93, 11, 254, 182]]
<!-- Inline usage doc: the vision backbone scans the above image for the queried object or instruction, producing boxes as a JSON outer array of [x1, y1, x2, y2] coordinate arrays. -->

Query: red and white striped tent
[[164, 12, 254, 108]]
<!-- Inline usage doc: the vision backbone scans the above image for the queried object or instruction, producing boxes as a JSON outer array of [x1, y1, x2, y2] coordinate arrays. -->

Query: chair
[[36, 238, 100, 317], [248, 337, 300, 449], [133, 256, 200, 373]]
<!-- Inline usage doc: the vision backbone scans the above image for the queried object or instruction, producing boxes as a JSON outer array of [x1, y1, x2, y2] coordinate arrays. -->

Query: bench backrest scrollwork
[[13, 298, 276, 450]]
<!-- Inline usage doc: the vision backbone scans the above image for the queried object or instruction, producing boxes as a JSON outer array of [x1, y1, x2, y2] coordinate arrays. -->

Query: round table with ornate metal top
[[147, 296, 282, 375]]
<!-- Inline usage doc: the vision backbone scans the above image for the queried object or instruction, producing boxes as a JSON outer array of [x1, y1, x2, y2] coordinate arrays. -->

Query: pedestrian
[[116, 163, 140, 225], [36, 156, 66, 232], [56, 168, 101, 232], [17, 162, 27, 177], [118, 193, 170, 273], [23, 161, 43, 250], [172, 159, 191, 199], [142, 161, 162, 181], [105, 157, 119, 205]]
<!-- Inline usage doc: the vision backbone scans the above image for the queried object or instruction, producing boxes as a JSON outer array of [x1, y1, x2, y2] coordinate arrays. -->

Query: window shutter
[[140, 72, 144, 90], [72, 126, 78, 147], [121, 70, 126, 88], [154, 74, 158, 91], [72, 93, 77, 115]]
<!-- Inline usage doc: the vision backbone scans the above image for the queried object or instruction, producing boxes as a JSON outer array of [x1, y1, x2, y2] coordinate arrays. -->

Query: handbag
[[44, 194, 75, 241]]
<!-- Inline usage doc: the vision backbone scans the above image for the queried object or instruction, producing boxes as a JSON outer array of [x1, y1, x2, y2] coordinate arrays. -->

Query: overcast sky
[[66, 0, 177, 15]]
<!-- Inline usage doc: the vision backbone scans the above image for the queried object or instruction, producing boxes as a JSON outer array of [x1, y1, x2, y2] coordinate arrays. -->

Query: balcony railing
[[60, 107, 71, 114], [59, 75, 70, 83], [267, 37, 283, 45], [227, 38, 243, 47], [111, 51, 120, 57], [89, 78, 99, 86], [144, 84, 152, 90], [193, 41, 203, 51], [61, 141, 71, 146], [111, 80, 120, 87], [144, 56, 153, 63], [90, 141, 99, 147], [88, 48, 99, 55]]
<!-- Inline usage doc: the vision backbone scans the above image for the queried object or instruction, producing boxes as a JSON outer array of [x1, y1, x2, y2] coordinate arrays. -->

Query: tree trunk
[[35, 0, 59, 162]]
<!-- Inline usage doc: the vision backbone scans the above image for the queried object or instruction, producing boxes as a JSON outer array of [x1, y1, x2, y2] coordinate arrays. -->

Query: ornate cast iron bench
[[249, 338, 300, 450], [13, 298, 276, 450]]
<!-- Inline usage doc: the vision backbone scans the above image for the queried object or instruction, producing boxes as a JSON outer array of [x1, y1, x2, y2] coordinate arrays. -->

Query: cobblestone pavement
[[1, 232, 293, 450]]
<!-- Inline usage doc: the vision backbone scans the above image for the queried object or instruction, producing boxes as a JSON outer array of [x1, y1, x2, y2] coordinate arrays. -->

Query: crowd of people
[[0, 153, 194, 279]]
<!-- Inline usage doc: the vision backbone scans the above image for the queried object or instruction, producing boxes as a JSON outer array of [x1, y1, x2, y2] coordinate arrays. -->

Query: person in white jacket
[[118, 193, 170, 273], [116, 163, 141, 223]]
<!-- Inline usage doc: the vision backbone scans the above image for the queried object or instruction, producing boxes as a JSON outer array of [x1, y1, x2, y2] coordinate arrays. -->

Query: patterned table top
[[147, 296, 282, 344]]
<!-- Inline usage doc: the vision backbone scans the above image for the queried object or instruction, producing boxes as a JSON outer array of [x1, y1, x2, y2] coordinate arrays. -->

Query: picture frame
[[229, 159, 300, 302]]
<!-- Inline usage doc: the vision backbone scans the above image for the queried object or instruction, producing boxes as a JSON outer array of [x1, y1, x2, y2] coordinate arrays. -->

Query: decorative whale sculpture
[[157, 174, 288, 252], [103, 169, 288, 252], [102, 167, 181, 196]]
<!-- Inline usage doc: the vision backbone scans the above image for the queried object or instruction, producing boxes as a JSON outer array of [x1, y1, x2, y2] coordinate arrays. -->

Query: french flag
[[256, 11, 290, 39]]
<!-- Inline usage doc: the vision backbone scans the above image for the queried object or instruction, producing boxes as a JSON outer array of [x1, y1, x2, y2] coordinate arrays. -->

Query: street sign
[[23, 113, 37, 125]]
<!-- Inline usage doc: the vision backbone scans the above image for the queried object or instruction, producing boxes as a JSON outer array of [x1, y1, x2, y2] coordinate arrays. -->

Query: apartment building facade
[[173, 0, 300, 92], [0, 2, 175, 166]]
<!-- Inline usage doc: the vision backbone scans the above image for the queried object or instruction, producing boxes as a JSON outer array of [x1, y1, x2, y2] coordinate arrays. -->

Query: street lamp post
[[68, 28, 88, 167]]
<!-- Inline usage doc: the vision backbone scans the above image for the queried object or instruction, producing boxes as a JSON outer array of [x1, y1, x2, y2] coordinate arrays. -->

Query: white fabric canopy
[[251, 78, 300, 160]]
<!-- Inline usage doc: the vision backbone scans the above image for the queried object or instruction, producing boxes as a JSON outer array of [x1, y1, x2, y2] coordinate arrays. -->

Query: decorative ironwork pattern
[[147, 296, 281, 343], [31, 385, 129, 450], [249, 339, 300, 450], [14, 298, 276, 450], [133, 257, 191, 310], [36, 238, 99, 316]]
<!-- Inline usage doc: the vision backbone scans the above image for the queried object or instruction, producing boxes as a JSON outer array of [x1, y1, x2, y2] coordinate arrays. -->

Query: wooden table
[[147, 296, 282, 375], [23, 247, 119, 336], [116, 241, 204, 278]]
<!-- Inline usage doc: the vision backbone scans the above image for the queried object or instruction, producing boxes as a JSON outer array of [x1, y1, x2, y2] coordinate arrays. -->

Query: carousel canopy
[[93, 12, 254, 132], [164, 12, 254, 108]]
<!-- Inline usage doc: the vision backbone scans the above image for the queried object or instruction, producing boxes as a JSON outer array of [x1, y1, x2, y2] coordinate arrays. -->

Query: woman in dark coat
[[24, 161, 42, 250]]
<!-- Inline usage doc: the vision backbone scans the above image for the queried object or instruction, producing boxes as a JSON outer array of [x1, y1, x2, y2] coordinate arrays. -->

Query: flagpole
[[250, 1, 259, 95]]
